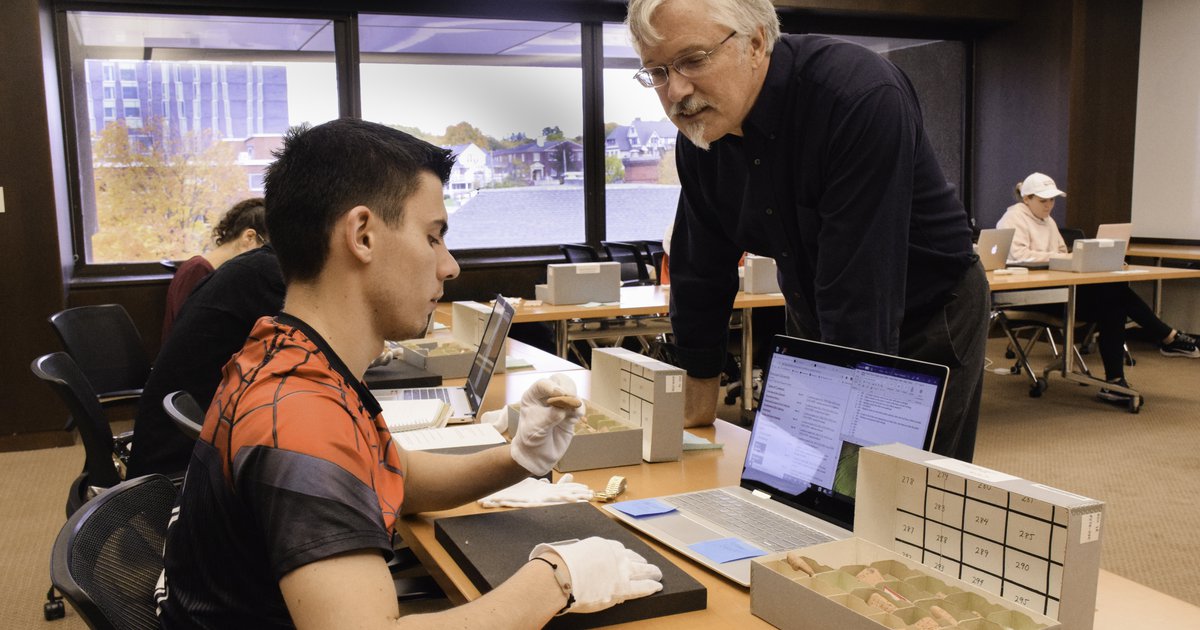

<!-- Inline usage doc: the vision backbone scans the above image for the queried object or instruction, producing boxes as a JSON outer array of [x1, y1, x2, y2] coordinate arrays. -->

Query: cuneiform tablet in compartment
[[894, 509, 924, 547], [1004, 547, 1049, 593], [925, 487, 965, 526], [963, 497, 1007, 543], [1000, 580, 1048, 615], [960, 531, 1004, 576], [923, 521, 962, 561], [1005, 510, 1052, 558], [894, 460, 926, 514], [959, 563, 1003, 596], [1010, 493, 1054, 521]]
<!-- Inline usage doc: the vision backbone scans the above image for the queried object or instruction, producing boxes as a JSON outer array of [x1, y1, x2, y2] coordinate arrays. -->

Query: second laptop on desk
[[605, 335, 948, 586], [376, 295, 514, 430]]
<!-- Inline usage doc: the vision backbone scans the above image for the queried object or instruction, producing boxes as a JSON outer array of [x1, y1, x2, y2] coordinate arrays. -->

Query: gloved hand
[[529, 537, 664, 613], [478, 474, 593, 508], [478, 406, 509, 434], [510, 373, 584, 476]]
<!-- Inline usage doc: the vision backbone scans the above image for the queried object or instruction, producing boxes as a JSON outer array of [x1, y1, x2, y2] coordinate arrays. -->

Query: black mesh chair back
[[1060, 227, 1087, 252], [48, 304, 150, 405], [162, 390, 204, 440], [559, 243, 600, 263], [50, 474, 177, 630], [602, 241, 653, 285], [32, 353, 124, 497]]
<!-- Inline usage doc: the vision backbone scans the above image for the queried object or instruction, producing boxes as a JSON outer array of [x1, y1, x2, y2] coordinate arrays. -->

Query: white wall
[[1132, 0, 1200, 240]]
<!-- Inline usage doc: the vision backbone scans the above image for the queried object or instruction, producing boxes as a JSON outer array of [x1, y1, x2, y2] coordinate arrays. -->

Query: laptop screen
[[741, 335, 947, 530], [464, 295, 515, 409]]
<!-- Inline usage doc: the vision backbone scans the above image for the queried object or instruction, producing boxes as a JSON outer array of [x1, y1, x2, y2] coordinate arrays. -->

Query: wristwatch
[[592, 475, 627, 502]]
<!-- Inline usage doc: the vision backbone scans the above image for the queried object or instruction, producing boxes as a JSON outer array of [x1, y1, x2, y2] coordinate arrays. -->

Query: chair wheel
[[723, 394, 737, 405], [1126, 356, 1136, 367], [1004, 349, 1015, 359], [44, 600, 65, 621], [1029, 379, 1047, 398]]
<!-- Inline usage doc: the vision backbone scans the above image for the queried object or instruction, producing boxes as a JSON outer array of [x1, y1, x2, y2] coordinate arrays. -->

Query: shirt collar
[[274, 312, 382, 417]]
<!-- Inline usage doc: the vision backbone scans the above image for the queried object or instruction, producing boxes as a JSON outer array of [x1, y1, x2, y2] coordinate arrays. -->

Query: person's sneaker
[[1096, 378, 1135, 404], [1160, 332, 1200, 358]]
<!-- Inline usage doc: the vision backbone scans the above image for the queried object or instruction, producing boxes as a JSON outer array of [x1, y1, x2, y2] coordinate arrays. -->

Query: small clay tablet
[[854, 567, 886, 586], [911, 616, 940, 630], [546, 395, 582, 408], [784, 551, 815, 576], [930, 605, 958, 625], [867, 592, 898, 613]]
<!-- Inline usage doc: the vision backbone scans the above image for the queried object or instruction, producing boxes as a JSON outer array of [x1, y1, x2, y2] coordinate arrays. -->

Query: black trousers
[[786, 260, 990, 462]]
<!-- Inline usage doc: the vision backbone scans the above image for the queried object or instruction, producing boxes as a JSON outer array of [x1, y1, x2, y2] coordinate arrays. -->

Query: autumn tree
[[90, 118, 247, 262], [657, 148, 679, 185]]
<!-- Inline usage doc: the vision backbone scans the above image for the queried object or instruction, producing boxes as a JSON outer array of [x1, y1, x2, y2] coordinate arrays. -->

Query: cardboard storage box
[[751, 443, 1103, 630], [535, 262, 621, 305], [743, 255, 780, 294], [398, 339, 476, 378], [751, 537, 1061, 630], [449, 300, 510, 358], [589, 347, 684, 463], [507, 399, 642, 472]]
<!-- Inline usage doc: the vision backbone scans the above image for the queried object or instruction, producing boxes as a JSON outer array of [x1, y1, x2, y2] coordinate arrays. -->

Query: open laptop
[[1096, 222, 1133, 254], [976, 228, 1016, 271], [605, 335, 948, 586], [376, 295, 514, 424]]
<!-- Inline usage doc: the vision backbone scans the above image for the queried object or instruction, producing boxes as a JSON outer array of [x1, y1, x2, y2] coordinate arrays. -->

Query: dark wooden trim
[[0, 431, 78, 453]]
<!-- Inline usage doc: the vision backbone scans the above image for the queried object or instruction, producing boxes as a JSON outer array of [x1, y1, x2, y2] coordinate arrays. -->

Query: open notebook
[[605, 335, 947, 586]]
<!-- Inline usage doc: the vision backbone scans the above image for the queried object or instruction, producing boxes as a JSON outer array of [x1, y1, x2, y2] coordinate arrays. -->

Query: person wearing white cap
[[997, 172, 1198, 405]]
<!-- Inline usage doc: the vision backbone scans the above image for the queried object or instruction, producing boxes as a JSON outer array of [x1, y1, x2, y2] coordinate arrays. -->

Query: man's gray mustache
[[670, 98, 712, 117]]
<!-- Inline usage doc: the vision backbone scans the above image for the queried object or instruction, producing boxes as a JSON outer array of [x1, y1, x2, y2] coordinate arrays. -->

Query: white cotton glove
[[510, 373, 584, 476], [478, 407, 509, 434], [529, 537, 664, 613], [477, 474, 593, 508]]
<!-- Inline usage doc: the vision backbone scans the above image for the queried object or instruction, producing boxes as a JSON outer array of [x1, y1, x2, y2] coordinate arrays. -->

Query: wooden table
[[986, 265, 1200, 410], [395, 404, 1200, 628], [1126, 244, 1200, 313], [449, 287, 786, 418]]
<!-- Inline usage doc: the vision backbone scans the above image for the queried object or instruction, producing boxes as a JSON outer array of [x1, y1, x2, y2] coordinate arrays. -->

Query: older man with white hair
[[626, 0, 988, 462]]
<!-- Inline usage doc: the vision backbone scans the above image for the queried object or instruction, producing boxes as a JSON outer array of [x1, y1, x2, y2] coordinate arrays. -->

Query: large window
[[57, 4, 968, 274], [64, 11, 338, 264], [358, 16, 585, 251]]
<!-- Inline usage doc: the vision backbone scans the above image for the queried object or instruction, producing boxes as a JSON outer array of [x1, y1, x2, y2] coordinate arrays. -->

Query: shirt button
[[753, 158, 761, 166], [780, 251, 790, 258], [765, 208, 773, 215]]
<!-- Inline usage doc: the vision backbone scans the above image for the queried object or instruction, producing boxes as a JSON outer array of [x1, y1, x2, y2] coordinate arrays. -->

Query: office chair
[[50, 474, 177, 630], [559, 243, 600, 263], [158, 259, 178, 273], [601, 241, 654, 286], [32, 352, 135, 621], [48, 304, 150, 419], [640, 241, 666, 285], [162, 390, 204, 440]]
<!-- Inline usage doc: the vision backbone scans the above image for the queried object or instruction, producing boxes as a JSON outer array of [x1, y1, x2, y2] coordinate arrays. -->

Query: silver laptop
[[976, 228, 1016, 271], [605, 335, 948, 586], [376, 296, 514, 424], [1096, 222, 1133, 254]]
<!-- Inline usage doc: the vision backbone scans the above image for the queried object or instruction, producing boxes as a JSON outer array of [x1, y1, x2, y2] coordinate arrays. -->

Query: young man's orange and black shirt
[[158, 314, 405, 629]]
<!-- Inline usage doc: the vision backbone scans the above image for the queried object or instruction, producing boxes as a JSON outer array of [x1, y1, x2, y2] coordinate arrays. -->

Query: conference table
[[394, 368, 1200, 628], [1126, 243, 1200, 314], [986, 264, 1200, 410]]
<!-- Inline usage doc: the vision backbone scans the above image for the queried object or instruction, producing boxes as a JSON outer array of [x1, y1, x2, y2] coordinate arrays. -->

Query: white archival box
[[1048, 239, 1127, 272], [743, 255, 781, 294], [534, 262, 621, 305], [589, 347, 684, 463]]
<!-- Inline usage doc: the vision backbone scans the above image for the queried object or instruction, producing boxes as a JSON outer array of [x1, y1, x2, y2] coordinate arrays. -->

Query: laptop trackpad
[[649, 512, 728, 544]]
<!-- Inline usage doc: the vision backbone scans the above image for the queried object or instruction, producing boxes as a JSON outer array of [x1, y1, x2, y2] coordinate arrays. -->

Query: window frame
[[53, 0, 971, 280]]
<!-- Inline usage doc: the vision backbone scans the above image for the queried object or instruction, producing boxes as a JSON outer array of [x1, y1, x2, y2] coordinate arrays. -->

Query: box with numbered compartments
[[397, 301, 508, 379], [751, 443, 1102, 630], [588, 347, 684, 463]]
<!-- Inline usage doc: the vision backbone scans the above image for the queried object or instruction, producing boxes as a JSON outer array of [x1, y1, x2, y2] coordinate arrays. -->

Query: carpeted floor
[[2, 337, 1197, 628]]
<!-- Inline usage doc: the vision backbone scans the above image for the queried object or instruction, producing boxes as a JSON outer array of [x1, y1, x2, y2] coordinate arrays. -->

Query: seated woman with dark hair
[[998, 173, 1197, 404], [161, 197, 267, 341]]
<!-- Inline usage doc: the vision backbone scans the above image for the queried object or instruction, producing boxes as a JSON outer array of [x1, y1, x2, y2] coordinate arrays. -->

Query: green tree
[[605, 154, 626, 183], [90, 118, 247, 263], [541, 125, 565, 141]]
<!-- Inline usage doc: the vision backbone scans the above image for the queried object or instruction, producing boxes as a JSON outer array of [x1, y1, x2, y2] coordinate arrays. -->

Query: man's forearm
[[400, 445, 529, 514], [683, 376, 720, 428]]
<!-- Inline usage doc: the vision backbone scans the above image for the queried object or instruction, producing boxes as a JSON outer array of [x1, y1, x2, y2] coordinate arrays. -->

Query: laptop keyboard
[[401, 388, 451, 403], [665, 490, 835, 552]]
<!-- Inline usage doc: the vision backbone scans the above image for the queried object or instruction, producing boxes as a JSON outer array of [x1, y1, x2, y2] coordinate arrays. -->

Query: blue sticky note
[[688, 538, 767, 564], [611, 499, 677, 518]]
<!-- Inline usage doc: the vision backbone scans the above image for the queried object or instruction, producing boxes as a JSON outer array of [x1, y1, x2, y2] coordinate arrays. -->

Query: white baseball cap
[[1020, 172, 1067, 199]]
